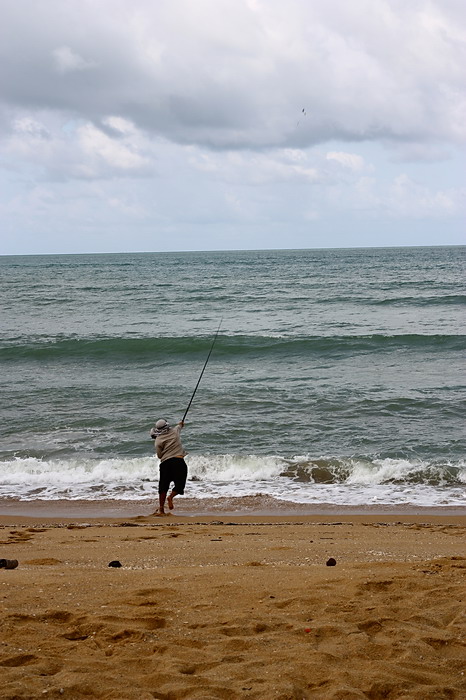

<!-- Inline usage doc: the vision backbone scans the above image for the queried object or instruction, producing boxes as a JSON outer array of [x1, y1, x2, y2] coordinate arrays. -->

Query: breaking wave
[[0, 454, 464, 507]]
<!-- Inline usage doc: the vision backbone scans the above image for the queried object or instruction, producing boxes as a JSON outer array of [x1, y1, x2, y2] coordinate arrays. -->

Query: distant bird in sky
[[297, 108, 307, 127]]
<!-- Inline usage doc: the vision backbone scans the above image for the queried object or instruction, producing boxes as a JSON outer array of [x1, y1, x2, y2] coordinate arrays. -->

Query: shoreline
[[2, 498, 465, 529], [0, 497, 466, 522]]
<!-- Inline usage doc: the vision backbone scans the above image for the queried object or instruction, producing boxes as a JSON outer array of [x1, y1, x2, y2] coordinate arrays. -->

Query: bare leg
[[152, 492, 167, 516], [167, 490, 178, 510]]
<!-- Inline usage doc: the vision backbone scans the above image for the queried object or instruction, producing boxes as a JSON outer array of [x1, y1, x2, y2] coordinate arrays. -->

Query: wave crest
[[0, 454, 464, 503], [2, 333, 465, 362]]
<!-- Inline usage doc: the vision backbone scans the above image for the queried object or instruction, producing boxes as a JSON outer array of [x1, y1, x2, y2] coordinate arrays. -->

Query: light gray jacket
[[153, 424, 186, 463]]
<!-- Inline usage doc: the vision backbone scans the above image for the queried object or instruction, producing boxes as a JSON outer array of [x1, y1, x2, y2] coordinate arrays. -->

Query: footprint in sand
[[24, 558, 62, 566], [0, 654, 37, 667]]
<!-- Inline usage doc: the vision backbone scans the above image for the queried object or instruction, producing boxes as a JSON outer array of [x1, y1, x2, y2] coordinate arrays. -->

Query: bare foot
[[167, 493, 174, 510], [151, 510, 170, 517]]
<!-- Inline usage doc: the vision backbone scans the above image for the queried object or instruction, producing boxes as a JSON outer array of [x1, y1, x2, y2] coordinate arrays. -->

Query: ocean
[[1, 246, 465, 515]]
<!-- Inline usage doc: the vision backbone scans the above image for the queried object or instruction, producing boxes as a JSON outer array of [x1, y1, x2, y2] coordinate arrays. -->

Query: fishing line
[[182, 319, 222, 422]]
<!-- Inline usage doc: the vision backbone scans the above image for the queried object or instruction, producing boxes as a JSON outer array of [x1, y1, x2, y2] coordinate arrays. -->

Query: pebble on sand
[[0, 559, 18, 569]]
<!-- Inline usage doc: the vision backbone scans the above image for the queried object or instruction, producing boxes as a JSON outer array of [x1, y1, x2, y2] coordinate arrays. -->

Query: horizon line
[[1, 243, 464, 258]]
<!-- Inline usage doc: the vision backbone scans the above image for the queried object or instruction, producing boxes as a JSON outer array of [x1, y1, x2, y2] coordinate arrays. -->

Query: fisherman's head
[[153, 418, 171, 435]]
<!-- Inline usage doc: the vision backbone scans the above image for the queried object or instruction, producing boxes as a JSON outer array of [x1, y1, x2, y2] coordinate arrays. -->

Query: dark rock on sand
[[0, 559, 19, 569]]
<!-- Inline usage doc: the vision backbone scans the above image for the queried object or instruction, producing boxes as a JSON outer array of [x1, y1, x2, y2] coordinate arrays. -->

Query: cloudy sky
[[1, 0, 465, 254]]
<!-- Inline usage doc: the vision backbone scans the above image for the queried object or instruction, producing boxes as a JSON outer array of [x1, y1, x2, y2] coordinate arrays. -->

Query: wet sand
[[1, 496, 465, 519], [1, 512, 465, 699]]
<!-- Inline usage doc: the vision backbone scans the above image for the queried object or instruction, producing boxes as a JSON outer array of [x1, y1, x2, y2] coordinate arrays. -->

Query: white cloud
[[0, 1, 464, 149], [326, 172, 464, 219], [3, 114, 154, 180], [387, 173, 460, 218], [77, 122, 150, 174], [326, 151, 366, 171], [107, 196, 148, 218], [0, 1, 465, 253], [52, 46, 95, 74], [13, 117, 50, 139], [102, 116, 138, 137], [189, 148, 321, 184]]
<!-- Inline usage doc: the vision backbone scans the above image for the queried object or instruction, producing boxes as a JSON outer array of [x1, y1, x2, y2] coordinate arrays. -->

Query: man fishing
[[149, 319, 222, 516], [150, 418, 188, 515]]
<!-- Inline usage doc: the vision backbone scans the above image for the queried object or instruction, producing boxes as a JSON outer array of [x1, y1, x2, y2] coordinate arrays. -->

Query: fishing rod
[[182, 319, 222, 423]]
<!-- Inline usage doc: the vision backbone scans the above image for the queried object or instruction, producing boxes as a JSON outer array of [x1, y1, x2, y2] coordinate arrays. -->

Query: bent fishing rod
[[182, 319, 222, 423]]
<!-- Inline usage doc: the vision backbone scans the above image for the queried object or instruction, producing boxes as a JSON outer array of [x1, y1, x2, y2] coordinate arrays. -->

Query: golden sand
[[1, 513, 465, 699]]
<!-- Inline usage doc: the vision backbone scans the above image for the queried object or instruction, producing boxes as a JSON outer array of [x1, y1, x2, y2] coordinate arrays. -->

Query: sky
[[0, 0, 465, 255]]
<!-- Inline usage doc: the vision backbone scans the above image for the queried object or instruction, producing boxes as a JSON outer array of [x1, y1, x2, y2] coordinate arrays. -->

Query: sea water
[[1, 247, 465, 513]]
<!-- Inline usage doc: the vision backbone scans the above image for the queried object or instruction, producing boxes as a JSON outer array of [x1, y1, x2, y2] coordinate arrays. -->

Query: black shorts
[[158, 457, 188, 495]]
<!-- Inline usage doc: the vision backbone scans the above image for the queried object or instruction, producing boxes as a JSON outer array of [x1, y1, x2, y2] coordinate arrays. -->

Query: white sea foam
[[0, 456, 158, 500], [0, 454, 464, 508], [188, 454, 285, 481], [345, 458, 424, 485]]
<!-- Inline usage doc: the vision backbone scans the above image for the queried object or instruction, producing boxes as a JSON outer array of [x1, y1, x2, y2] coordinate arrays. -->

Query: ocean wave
[[2, 333, 465, 362], [312, 293, 466, 307], [280, 456, 465, 487], [371, 294, 466, 307], [0, 454, 464, 503]]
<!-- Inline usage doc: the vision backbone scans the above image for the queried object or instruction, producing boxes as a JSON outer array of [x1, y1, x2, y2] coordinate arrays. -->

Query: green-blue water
[[1, 246, 465, 510]]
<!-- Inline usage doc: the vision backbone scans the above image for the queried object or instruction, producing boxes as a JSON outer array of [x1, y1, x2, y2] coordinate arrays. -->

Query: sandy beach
[[1, 511, 465, 699]]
